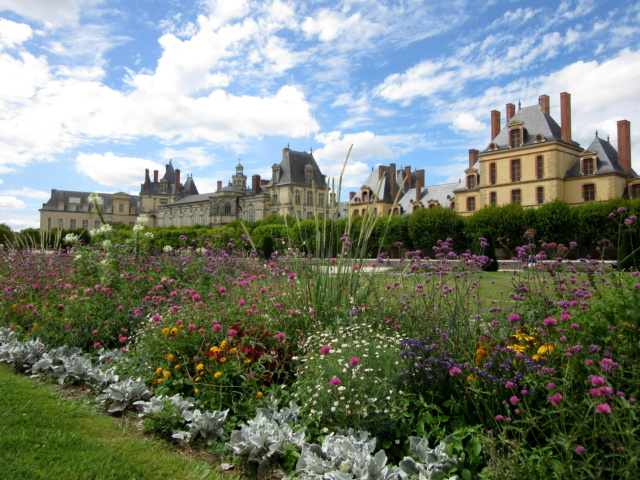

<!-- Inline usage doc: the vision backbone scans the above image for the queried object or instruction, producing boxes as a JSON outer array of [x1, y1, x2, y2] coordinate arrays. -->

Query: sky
[[1, 0, 639, 231]]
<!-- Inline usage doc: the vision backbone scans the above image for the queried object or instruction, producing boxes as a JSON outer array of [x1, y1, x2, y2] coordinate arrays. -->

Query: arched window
[[193, 209, 201, 225], [246, 204, 255, 221], [163, 213, 170, 226], [204, 208, 210, 224], [172, 212, 179, 227], [224, 202, 231, 215]]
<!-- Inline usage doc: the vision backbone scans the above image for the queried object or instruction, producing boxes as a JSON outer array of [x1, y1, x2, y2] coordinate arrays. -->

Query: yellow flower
[[537, 344, 555, 356], [214, 371, 223, 378], [157, 378, 163, 383], [156, 367, 163, 374], [171, 327, 179, 334], [244, 359, 252, 364], [532, 354, 543, 361], [219, 357, 227, 363], [229, 348, 237, 353], [174, 364, 181, 370], [194, 388, 199, 394], [210, 346, 220, 353], [163, 370, 171, 378], [514, 333, 535, 342], [220, 340, 227, 347], [256, 391, 264, 398], [162, 328, 169, 335], [196, 363, 204, 371], [507, 344, 526, 354], [167, 354, 175, 361], [195, 376, 201, 382]]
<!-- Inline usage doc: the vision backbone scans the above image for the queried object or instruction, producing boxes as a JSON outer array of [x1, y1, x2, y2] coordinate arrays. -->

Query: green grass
[[0, 364, 233, 480]]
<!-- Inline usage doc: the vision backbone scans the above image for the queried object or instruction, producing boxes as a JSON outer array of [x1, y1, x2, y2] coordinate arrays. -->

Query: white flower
[[163, 245, 174, 253], [133, 224, 144, 233], [144, 232, 154, 239], [136, 215, 149, 225], [88, 193, 101, 205], [63, 233, 79, 244]]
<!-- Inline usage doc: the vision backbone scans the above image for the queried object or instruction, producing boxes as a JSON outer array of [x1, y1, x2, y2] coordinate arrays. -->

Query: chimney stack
[[506, 103, 515, 123], [539, 94, 550, 115], [491, 110, 501, 140], [617, 120, 632, 176], [415, 178, 422, 202], [389, 163, 397, 201], [405, 166, 412, 188], [217, 181, 222, 192], [154, 170, 159, 183], [175, 169, 181, 194], [144, 169, 151, 192], [469, 149, 479, 168], [252, 175, 260, 195], [560, 92, 572, 144], [349, 191, 356, 201]]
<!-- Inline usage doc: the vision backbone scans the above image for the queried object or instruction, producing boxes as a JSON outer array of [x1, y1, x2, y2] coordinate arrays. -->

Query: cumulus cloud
[[0, 195, 25, 209], [1, 187, 49, 199], [0, 0, 101, 27], [451, 113, 486, 133], [75, 152, 164, 187], [0, 18, 32, 48]]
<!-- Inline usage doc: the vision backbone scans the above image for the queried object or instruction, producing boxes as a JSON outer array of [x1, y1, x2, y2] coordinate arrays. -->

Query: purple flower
[[589, 388, 603, 397], [495, 415, 504, 420], [330, 377, 341, 386], [508, 314, 520, 322], [277, 332, 286, 339], [319, 345, 331, 355], [595, 403, 612, 414], [590, 376, 605, 386], [549, 393, 563, 406], [575, 446, 585, 453], [547, 383, 556, 389], [543, 317, 557, 326], [505, 381, 515, 388], [509, 396, 519, 404], [350, 357, 361, 366]]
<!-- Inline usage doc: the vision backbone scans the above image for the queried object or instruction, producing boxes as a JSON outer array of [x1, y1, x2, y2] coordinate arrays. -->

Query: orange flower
[[256, 391, 264, 398]]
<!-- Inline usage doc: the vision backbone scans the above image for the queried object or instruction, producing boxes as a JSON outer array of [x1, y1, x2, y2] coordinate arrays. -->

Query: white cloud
[[75, 152, 164, 187], [1, 187, 49, 199], [0, 195, 25, 209], [0, 213, 39, 231], [159, 146, 215, 169], [0, 0, 101, 27], [451, 113, 485, 133], [0, 18, 32, 48]]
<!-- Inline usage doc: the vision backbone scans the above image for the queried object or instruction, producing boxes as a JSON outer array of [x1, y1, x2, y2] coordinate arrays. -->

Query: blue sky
[[1, 0, 639, 230]]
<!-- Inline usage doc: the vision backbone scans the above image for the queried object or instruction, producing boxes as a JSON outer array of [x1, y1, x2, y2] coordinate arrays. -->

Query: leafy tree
[[407, 206, 465, 254]]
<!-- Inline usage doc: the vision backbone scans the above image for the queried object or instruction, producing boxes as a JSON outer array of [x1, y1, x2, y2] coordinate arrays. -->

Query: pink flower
[[590, 376, 605, 386], [570, 323, 580, 329], [277, 332, 286, 339], [495, 415, 504, 420], [549, 393, 563, 406], [505, 381, 515, 388], [350, 357, 361, 366], [330, 377, 341, 386], [449, 366, 461, 375], [547, 383, 555, 389], [219, 286, 226, 294], [595, 403, 612, 414], [93, 342, 102, 349], [228, 329, 237, 336], [288, 273, 296, 280], [213, 324, 222, 331], [600, 386, 613, 396], [319, 345, 331, 355], [330, 258, 337, 263], [64, 324, 71, 330], [575, 446, 585, 453], [353, 264, 360, 270], [589, 388, 603, 397], [192, 294, 201, 301], [509, 396, 519, 404], [187, 324, 196, 330], [543, 317, 557, 326], [585, 359, 594, 366]]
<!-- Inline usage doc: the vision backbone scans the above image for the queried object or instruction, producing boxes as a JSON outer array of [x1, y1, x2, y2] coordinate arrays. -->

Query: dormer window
[[305, 165, 314, 184], [272, 165, 281, 183], [510, 129, 522, 148], [466, 174, 477, 189], [583, 157, 595, 175]]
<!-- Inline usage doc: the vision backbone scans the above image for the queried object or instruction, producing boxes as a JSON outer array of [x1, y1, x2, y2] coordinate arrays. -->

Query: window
[[631, 185, 640, 199], [224, 202, 231, 215], [536, 186, 544, 204], [466, 174, 476, 189], [58, 218, 63, 228], [536, 156, 544, 179], [272, 194, 278, 205], [295, 189, 301, 205], [489, 163, 497, 185], [94, 220, 101, 228], [489, 191, 497, 206], [306, 190, 313, 205], [318, 192, 325, 206], [246, 205, 255, 222], [119, 204, 124, 213], [510, 129, 521, 147], [511, 159, 521, 182], [511, 189, 521, 205], [305, 166, 313, 184], [583, 157, 594, 175], [70, 219, 77, 229], [306, 211, 313, 219], [450, 201, 455, 211], [467, 197, 476, 211], [193, 210, 201, 225], [82, 219, 88, 229], [160, 199, 168, 205], [47, 218, 52, 229], [583, 184, 595, 202]]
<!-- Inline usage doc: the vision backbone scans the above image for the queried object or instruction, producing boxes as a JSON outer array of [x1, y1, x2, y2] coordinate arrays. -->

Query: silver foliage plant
[[96, 377, 151, 413]]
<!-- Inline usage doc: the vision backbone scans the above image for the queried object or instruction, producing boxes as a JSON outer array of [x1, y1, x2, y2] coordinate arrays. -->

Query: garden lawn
[[0, 364, 232, 480]]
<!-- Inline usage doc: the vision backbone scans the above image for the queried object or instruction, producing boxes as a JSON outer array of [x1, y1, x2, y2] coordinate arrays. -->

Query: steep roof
[[397, 181, 461, 213], [40, 190, 140, 212], [182, 176, 199, 195], [485, 104, 580, 152], [275, 149, 327, 188], [566, 135, 636, 177]]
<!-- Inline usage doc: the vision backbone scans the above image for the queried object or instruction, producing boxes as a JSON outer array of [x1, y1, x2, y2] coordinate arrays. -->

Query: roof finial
[[596, 130, 599, 138], [518, 100, 521, 111], [287, 142, 290, 148], [607, 135, 610, 142], [310, 147, 313, 153]]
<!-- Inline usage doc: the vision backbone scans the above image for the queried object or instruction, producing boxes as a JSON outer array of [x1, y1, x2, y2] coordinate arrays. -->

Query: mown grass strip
[[0, 364, 232, 480]]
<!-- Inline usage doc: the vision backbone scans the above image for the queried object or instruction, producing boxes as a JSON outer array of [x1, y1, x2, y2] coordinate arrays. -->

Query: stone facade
[[454, 92, 639, 215]]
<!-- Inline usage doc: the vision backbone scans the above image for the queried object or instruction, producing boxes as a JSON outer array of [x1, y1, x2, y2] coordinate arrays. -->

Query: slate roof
[[140, 161, 190, 197], [40, 190, 140, 212], [566, 135, 637, 178], [182, 176, 199, 196], [485, 104, 580, 152], [397, 181, 461, 213], [274, 150, 327, 188], [169, 193, 215, 206]]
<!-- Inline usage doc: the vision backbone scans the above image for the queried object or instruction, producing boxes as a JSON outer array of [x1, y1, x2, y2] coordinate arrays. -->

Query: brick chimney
[[174, 169, 181, 194], [539, 94, 550, 115], [416, 169, 425, 187], [217, 181, 222, 192], [506, 103, 515, 123], [389, 163, 397, 201], [144, 169, 151, 192], [491, 110, 501, 140], [153, 170, 159, 183], [469, 149, 479, 168], [617, 120, 632, 176], [415, 178, 422, 202], [349, 191, 356, 201], [560, 92, 572, 144], [404, 166, 412, 188], [378, 166, 386, 180], [252, 175, 260, 195]]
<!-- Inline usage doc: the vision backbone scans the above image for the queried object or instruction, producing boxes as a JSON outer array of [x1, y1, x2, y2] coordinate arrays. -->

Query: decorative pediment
[[507, 120, 525, 128], [579, 149, 598, 158]]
